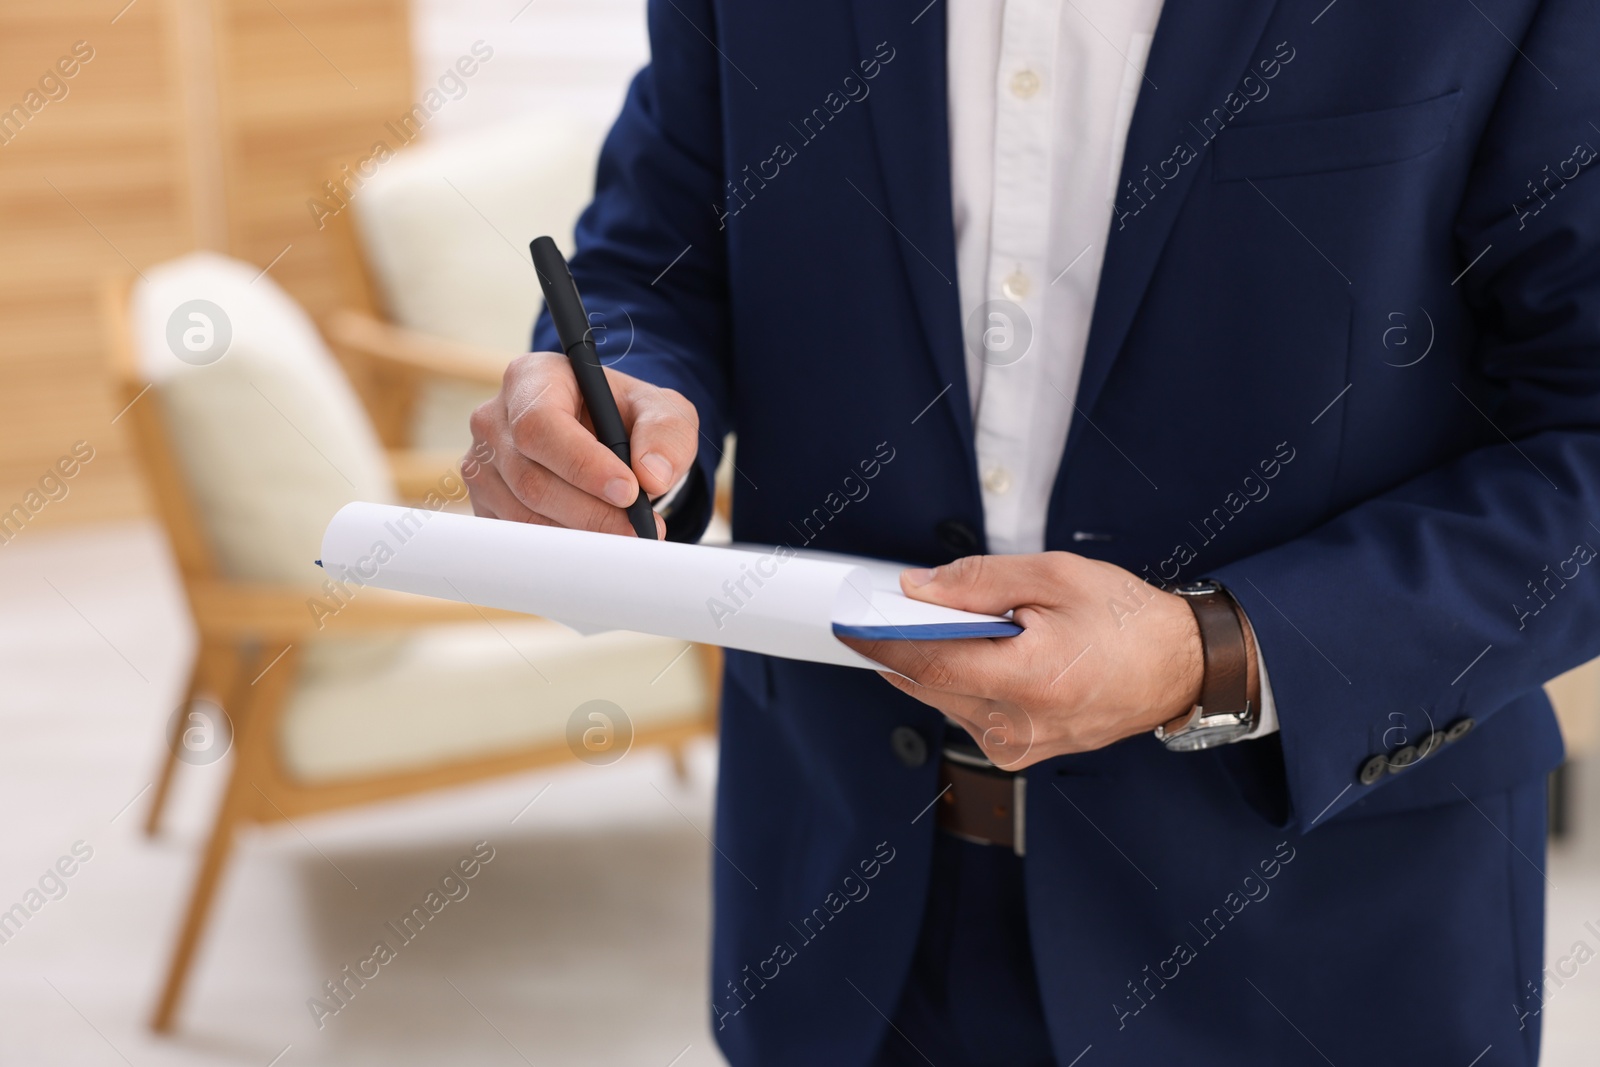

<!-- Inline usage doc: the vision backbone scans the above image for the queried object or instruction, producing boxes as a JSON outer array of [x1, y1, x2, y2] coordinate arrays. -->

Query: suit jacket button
[[935, 519, 982, 557], [1416, 729, 1448, 760], [890, 726, 928, 768], [1388, 745, 1419, 773], [1358, 754, 1387, 785], [1445, 717, 1476, 743]]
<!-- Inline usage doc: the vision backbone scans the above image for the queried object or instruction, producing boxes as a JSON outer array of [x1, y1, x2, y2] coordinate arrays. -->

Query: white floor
[[0, 521, 724, 1067], [1, 522, 1597, 1065]]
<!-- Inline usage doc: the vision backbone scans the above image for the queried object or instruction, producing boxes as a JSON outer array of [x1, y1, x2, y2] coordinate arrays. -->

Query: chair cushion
[[280, 622, 710, 782], [133, 255, 710, 781], [132, 253, 396, 587], [353, 115, 605, 450]]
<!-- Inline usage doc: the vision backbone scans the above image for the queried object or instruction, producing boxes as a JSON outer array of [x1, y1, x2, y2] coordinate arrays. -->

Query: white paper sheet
[[319, 502, 1014, 669]]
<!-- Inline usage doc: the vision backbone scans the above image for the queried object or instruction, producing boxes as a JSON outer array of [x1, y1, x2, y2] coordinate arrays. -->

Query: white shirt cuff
[[650, 468, 692, 511], [1239, 642, 1279, 740]]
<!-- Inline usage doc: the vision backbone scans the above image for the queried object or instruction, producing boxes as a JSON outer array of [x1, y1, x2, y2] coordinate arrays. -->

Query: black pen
[[530, 236, 658, 539]]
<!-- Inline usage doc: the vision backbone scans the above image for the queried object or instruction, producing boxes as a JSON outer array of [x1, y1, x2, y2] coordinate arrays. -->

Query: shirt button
[[1001, 271, 1031, 300], [982, 466, 1012, 495], [1010, 69, 1041, 99]]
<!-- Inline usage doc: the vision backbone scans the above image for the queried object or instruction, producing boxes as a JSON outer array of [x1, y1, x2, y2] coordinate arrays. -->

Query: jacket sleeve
[[531, 0, 733, 542], [1214, 0, 1600, 831]]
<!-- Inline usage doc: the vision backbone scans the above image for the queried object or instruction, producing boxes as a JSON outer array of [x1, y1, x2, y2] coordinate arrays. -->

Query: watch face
[[1176, 579, 1222, 597], [1161, 721, 1252, 752]]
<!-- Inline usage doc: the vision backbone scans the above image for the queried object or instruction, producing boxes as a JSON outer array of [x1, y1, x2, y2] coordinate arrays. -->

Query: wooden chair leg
[[145, 729, 185, 838], [150, 646, 289, 1033], [668, 741, 692, 785], [147, 641, 245, 836], [146, 645, 208, 837], [149, 763, 247, 1032]]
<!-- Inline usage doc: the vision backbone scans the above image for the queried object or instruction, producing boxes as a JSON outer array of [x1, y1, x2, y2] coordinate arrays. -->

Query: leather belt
[[935, 749, 1025, 856]]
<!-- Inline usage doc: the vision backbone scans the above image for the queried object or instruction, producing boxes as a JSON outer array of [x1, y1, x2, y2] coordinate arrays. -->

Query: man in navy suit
[[466, 0, 1598, 1062]]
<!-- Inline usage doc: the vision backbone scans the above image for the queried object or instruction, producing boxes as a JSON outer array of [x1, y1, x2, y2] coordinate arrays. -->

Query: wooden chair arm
[[387, 449, 469, 501], [324, 310, 511, 387], [187, 580, 522, 641]]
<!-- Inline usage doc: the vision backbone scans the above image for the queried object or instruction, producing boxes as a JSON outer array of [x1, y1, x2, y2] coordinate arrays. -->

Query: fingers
[[899, 553, 1059, 616], [612, 375, 700, 497], [462, 454, 537, 523], [838, 634, 1011, 698], [465, 397, 524, 521], [468, 455, 665, 536], [842, 635, 952, 686], [498, 448, 654, 536], [871, 672, 1038, 769], [465, 389, 646, 536], [468, 353, 693, 537], [503, 357, 641, 509], [968, 706, 1038, 769], [876, 670, 991, 721]]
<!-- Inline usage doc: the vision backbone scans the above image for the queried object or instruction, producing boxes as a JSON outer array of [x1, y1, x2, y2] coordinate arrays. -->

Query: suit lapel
[[847, 0, 974, 452], [1069, 0, 1281, 448], [844, 0, 1284, 476]]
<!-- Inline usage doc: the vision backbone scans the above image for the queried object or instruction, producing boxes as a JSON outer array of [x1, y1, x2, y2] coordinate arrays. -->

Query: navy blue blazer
[[534, 1, 1597, 1063]]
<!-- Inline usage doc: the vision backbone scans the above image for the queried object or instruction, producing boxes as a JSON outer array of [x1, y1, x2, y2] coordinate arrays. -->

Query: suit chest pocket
[[1213, 90, 1461, 182]]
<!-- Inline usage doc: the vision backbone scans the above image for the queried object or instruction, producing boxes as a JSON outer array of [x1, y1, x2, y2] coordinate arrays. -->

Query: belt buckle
[[940, 747, 1027, 857]]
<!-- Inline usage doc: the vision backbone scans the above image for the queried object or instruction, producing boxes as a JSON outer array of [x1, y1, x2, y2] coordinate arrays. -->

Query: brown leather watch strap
[[1159, 582, 1261, 749], [1238, 593, 1260, 720], [1188, 588, 1250, 717]]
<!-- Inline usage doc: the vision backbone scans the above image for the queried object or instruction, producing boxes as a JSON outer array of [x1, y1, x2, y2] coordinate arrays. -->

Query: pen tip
[[314, 559, 323, 568]]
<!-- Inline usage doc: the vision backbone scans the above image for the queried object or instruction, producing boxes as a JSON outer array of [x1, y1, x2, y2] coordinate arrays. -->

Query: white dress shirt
[[946, 0, 1278, 738]]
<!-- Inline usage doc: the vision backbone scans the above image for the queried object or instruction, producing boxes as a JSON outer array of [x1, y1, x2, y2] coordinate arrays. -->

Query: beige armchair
[[320, 113, 739, 533], [323, 113, 607, 454], [106, 252, 717, 1033]]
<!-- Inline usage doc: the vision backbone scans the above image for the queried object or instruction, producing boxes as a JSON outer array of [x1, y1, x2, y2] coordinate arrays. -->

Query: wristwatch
[[1156, 580, 1260, 752]]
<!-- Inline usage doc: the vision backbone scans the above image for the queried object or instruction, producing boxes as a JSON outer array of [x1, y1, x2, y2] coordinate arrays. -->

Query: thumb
[[614, 373, 700, 497], [900, 554, 1049, 616]]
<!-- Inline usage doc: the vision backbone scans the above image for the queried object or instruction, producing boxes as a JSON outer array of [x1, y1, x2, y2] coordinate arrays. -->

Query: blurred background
[[0, 1, 1596, 1064]]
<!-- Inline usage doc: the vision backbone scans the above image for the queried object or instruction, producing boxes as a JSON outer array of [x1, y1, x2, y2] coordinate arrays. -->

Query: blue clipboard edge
[[832, 621, 1024, 641]]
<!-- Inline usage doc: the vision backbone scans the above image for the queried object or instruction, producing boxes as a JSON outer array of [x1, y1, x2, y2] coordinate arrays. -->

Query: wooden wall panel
[[0, 0, 411, 536], [212, 0, 413, 322], [0, 2, 193, 529]]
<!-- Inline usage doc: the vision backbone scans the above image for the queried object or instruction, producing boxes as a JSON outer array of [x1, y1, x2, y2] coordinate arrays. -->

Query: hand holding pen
[[460, 237, 699, 538]]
